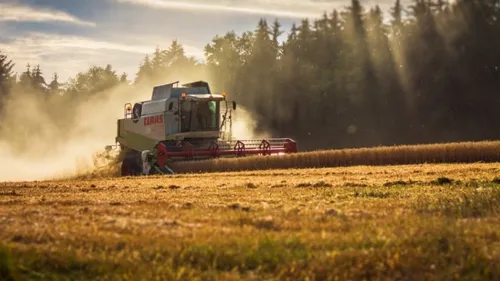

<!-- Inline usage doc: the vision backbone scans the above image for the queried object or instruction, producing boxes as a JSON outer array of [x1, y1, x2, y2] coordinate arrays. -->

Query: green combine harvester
[[106, 81, 298, 176]]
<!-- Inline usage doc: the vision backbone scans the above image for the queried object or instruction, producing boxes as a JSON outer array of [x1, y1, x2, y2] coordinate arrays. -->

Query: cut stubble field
[[1, 163, 500, 280]]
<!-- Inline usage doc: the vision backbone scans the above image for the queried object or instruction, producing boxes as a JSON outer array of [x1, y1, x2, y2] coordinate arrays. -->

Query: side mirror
[[232, 101, 237, 110]]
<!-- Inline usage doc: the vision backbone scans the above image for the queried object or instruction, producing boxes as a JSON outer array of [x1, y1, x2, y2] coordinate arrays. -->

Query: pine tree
[[19, 63, 33, 88], [48, 73, 62, 95], [135, 55, 153, 84], [0, 51, 14, 99], [271, 19, 283, 58], [120, 72, 128, 84], [390, 0, 403, 28], [151, 46, 162, 74], [288, 23, 298, 42], [32, 64, 47, 93]]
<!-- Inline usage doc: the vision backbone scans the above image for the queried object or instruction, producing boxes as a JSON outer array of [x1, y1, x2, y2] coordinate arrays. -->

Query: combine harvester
[[107, 81, 298, 176]]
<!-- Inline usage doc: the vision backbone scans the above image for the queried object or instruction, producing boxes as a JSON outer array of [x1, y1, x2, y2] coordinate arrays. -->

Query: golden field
[[1, 162, 500, 280]]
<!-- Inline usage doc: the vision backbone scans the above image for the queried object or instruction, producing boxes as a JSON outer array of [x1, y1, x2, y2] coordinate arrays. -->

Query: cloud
[[113, 0, 346, 19], [0, 32, 204, 82], [0, 2, 96, 26]]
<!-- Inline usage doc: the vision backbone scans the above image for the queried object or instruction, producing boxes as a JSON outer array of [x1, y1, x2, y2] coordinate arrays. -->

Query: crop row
[[170, 141, 500, 174]]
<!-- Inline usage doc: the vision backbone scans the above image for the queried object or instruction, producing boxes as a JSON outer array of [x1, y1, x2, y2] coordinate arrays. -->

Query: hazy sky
[[0, 0, 402, 83]]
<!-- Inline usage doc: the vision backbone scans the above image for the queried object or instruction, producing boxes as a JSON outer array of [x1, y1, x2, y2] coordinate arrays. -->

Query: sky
[[0, 0, 404, 83]]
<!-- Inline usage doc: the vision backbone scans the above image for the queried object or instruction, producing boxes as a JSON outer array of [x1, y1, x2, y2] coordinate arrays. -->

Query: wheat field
[[169, 141, 500, 174], [1, 162, 500, 280]]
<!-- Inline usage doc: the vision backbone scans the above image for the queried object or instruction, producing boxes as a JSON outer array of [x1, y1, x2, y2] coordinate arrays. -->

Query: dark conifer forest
[[1, 0, 500, 151]]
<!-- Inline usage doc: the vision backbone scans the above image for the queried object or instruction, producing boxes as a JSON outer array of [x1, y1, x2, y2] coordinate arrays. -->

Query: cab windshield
[[180, 100, 219, 132]]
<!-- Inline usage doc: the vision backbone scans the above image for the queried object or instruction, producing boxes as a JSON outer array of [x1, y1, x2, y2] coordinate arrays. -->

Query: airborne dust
[[0, 81, 265, 182]]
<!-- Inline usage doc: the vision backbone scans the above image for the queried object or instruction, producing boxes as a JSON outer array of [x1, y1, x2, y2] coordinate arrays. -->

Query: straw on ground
[[1, 162, 500, 280]]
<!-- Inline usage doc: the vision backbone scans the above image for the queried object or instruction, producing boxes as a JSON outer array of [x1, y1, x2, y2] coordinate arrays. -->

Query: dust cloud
[[0, 84, 152, 182], [228, 104, 271, 141]]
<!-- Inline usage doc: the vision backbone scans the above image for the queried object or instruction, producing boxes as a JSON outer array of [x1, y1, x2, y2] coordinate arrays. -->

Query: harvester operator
[[196, 101, 213, 130]]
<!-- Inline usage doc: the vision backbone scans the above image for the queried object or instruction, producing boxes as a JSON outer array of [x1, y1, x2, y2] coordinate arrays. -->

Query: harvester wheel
[[121, 162, 130, 176], [121, 150, 142, 176]]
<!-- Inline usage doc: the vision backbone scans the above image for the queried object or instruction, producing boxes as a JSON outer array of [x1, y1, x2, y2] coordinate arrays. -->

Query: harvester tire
[[121, 150, 142, 176], [121, 162, 129, 176]]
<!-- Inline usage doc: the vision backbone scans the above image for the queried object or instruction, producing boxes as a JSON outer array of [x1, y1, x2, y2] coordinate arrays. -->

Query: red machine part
[[155, 138, 297, 162], [156, 142, 168, 167], [234, 141, 246, 157], [208, 141, 221, 158]]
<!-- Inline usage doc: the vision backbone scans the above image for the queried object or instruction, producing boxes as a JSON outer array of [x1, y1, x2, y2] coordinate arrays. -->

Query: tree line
[[1, 0, 500, 151]]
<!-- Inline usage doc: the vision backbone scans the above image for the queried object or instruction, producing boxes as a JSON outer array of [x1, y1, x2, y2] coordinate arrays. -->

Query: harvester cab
[[113, 80, 297, 176]]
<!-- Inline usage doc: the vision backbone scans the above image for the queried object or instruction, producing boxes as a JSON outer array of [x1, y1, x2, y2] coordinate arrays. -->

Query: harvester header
[[109, 80, 297, 176]]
